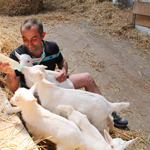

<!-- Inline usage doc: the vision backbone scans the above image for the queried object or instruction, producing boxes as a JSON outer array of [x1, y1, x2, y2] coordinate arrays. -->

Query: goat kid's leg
[[108, 114, 114, 134], [5, 106, 21, 114]]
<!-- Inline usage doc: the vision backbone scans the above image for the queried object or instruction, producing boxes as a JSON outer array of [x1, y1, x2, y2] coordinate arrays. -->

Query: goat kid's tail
[[111, 102, 130, 113], [57, 105, 74, 116]]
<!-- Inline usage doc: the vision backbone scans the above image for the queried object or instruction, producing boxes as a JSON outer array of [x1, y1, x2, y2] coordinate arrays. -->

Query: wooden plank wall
[[133, 1, 150, 16], [117, 2, 150, 28]]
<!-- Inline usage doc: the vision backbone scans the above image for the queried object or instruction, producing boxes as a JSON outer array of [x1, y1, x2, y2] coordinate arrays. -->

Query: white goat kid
[[9, 83, 86, 150], [58, 105, 138, 150], [21, 65, 130, 134], [15, 51, 74, 89], [6, 52, 74, 114]]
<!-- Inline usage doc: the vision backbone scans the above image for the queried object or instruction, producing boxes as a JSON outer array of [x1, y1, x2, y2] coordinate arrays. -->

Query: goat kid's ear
[[30, 82, 38, 93], [104, 129, 112, 144], [25, 98, 37, 102], [126, 137, 138, 148], [41, 65, 47, 69], [15, 51, 21, 60], [10, 97, 14, 104], [41, 78, 55, 86], [46, 70, 61, 77], [32, 58, 43, 63], [38, 71, 44, 76]]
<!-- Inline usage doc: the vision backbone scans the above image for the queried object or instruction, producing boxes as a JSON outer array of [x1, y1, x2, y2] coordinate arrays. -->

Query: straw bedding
[[0, 0, 149, 149], [0, 0, 44, 16]]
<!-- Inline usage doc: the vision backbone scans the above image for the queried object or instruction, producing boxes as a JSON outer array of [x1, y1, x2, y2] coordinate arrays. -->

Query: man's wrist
[[7, 70, 16, 78]]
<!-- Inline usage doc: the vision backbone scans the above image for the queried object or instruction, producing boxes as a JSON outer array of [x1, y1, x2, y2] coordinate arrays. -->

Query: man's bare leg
[[69, 72, 102, 95]]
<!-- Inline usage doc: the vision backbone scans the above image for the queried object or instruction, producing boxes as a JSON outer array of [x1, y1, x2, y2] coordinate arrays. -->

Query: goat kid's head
[[21, 65, 46, 81], [15, 51, 42, 67], [21, 65, 55, 86], [10, 83, 38, 107], [104, 129, 138, 150]]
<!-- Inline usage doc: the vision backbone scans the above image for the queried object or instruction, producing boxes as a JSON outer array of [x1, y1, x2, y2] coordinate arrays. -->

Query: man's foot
[[112, 111, 128, 128]]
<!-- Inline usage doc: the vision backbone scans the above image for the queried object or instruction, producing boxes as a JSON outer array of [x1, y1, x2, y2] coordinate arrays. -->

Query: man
[[0, 19, 128, 128]]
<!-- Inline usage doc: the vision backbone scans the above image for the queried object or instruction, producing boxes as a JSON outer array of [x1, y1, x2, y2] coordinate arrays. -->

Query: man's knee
[[84, 72, 94, 84], [68, 72, 95, 89]]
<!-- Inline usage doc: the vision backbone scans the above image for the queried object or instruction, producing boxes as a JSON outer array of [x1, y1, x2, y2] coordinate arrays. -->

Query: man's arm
[[6, 71, 20, 93], [0, 61, 20, 93], [58, 59, 68, 74], [55, 60, 68, 83]]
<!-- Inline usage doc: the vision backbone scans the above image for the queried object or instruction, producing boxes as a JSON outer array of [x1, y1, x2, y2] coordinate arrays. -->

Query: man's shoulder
[[44, 40, 58, 47], [44, 40, 59, 54], [9, 45, 29, 60], [10, 45, 27, 54]]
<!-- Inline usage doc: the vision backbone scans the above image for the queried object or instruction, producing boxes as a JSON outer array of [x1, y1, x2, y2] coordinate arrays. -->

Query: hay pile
[[0, 0, 43, 16], [58, 0, 150, 54], [0, 0, 149, 54], [112, 128, 149, 150]]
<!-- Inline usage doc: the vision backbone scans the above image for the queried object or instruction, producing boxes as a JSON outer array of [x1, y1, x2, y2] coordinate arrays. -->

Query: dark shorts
[[67, 75, 71, 78]]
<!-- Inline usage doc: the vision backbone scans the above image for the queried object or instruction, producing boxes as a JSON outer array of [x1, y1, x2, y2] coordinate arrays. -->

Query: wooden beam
[[133, 1, 150, 16]]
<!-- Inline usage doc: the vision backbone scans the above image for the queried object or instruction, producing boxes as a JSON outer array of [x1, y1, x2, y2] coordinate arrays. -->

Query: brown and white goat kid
[[9, 83, 86, 150], [58, 105, 138, 150], [20, 65, 130, 134]]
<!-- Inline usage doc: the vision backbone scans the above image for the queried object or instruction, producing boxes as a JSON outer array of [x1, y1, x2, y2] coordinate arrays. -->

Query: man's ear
[[42, 31, 46, 40]]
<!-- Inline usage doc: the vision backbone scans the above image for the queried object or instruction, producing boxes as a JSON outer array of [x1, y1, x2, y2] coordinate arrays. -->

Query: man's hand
[[0, 54, 19, 93], [55, 69, 67, 83], [0, 53, 14, 74], [0, 61, 14, 75]]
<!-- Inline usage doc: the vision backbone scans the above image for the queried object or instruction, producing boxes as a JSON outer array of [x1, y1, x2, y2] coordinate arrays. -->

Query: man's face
[[21, 25, 44, 54]]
